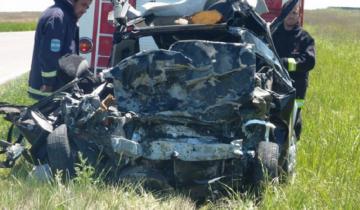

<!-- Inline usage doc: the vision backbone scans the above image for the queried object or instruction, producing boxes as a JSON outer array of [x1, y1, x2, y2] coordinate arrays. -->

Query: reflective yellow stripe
[[28, 87, 52, 97], [41, 71, 57, 78], [296, 99, 305, 108], [288, 58, 297, 72]]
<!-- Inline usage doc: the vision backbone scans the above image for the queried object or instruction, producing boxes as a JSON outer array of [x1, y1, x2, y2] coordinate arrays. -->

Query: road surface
[[0, 31, 35, 84]]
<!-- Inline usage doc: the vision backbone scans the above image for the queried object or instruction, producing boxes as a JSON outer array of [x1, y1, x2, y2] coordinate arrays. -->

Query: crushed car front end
[[1, 0, 300, 199]]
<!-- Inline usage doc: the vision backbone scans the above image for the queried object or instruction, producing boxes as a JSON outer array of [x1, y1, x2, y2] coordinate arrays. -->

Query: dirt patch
[[0, 12, 41, 23]]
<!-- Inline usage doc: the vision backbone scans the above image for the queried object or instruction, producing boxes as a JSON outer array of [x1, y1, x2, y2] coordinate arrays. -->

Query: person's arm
[[38, 16, 66, 91], [282, 35, 316, 73]]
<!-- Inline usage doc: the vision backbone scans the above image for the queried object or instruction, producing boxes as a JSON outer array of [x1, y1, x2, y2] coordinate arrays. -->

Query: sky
[[0, 0, 360, 12]]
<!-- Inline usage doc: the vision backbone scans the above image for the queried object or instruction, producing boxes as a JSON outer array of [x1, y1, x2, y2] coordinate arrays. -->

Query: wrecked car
[[1, 0, 300, 198]]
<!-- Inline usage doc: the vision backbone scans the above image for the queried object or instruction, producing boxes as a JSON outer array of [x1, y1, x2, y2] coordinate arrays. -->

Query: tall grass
[[0, 9, 359, 209], [0, 160, 197, 210], [257, 9, 360, 209]]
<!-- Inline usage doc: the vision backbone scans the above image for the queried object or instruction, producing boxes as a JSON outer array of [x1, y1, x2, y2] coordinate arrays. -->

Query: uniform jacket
[[28, 0, 79, 99], [273, 24, 316, 99]]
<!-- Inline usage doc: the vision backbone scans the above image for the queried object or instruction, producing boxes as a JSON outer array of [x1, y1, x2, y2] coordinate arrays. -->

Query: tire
[[246, 141, 279, 196], [283, 134, 297, 179], [253, 141, 280, 184], [46, 124, 75, 179], [257, 141, 279, 179]]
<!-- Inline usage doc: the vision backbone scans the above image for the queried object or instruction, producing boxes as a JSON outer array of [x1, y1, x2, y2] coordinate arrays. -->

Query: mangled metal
[[0, 0, 300, 199], [109, 41, 256, 121]]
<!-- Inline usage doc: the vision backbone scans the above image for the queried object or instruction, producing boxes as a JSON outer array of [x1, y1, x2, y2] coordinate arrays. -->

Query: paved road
[[0, 31, 35, 84]]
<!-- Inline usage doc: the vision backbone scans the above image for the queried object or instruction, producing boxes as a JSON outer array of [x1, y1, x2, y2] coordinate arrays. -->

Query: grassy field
[[0, 9, 359, 209], [0, 12, 40, 32]]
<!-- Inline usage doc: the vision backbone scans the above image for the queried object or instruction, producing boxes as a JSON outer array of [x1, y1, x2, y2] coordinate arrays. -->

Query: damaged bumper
[[111, 137, 254, 161]]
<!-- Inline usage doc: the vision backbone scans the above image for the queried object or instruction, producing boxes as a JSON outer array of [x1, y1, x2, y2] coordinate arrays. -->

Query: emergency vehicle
[[78, 0, 304, 71]]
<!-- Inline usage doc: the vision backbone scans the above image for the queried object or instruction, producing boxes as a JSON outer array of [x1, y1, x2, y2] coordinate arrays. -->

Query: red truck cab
[[262, 0, 304, 24], [79, 0, 136, 71]]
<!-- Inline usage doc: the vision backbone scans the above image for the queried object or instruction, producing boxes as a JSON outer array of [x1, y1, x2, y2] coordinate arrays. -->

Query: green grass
[[0, 158, 197, 209], [1, 8, 360, 209], [259, 32, 360, 210], [0, 12, 39, 32], [257, 9, 360, 209], [0, 74, 34, 138], [0, 22, 37, 32], [305, 9, 360, 40], [0, 180, 197, 209]]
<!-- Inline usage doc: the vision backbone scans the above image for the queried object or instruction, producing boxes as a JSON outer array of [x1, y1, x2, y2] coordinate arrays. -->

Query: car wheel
[[245, 141, 279, 196], [283, 133, 297, 180], [257, 141, 279, 179], [251, 141, 280, 185], [46, 124, 75, 179]]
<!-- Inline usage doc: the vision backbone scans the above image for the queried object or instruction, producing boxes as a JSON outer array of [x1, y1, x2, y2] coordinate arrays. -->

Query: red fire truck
[[78, 0, 304, 71]]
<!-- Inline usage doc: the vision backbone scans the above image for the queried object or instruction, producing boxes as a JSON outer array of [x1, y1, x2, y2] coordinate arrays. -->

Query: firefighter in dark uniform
[[273, 2, 316, 139], [28, 0, 92, 100]]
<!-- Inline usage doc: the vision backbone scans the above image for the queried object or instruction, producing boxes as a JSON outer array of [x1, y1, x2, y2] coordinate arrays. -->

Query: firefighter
[[28, 0, 92, 100], [273, 1, 316, 139]]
